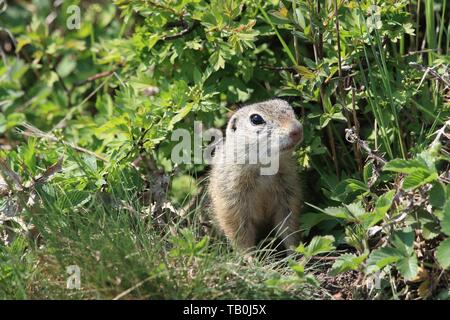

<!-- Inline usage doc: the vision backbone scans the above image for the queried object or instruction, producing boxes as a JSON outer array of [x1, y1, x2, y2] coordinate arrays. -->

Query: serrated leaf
[[441, 200, 450, 236], [416, 210, 441, 240], [402, 170, 438, 190], [367, 190, 395, 227], [331, 178, 368, 202], [374, 190, 395, 217], [429, 182, 446, 208], [322, 206, 350, 219], [305, 274, 320, 287], [366, 247, 402, 272], [416, 149, 437, 171], [383, 158, 430, 174], [345, 202, 366, 218], [329, 253, 367, 276], [392, 230, 415, 256], [296, 235, 335, 257], [209, 51, 225, 71], [298, 212, 328, 237], [396, 254, 419, 280], [436, 238, 450, 269]]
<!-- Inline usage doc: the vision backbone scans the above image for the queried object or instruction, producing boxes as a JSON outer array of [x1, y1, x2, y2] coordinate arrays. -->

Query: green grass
[[1, 184, 326, 299]]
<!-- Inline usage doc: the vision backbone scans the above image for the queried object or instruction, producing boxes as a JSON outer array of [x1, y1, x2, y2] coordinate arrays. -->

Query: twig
[[74, 67, 121, 87], [409, 62, 450, 87], [402, 48, 438, 57], [431, 119, 450, 147], [162, 20, 196, 40], [0, 158, 23, 190], [33, 158, 63, 185], [345, 127, 387, 165], [17, 123, 109, 163], [260, 65, 296, 72], [113, 275, 155, 300]]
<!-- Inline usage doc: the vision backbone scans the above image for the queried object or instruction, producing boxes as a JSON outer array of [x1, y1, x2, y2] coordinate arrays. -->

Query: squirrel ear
[[228, 116, 237, 132]]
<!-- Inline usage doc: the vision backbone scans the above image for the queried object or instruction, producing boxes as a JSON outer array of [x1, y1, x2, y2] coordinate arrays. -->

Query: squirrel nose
[[289, 123, 303, 142]]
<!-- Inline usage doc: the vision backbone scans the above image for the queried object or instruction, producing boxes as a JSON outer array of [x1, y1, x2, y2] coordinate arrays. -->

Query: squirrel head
[[225, 99, 303, 154]]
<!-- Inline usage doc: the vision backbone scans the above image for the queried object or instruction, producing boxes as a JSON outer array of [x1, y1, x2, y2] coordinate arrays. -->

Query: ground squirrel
[[209, 99, 303, 252]]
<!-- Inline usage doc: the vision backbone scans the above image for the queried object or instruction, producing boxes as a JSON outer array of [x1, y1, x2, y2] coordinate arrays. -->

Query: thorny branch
[[409, 62, 450, 88], [345, 121, 450, 237], [345, 127, 387, 165]]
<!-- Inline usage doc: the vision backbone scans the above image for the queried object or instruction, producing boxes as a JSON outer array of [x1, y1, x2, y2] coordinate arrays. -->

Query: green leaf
[[331, 178, 368, 202], [268, 9, 290, 24], [345, 202, 366, 218], [330, 253, 367, 276], [56, 55, 77, 78], [374, 190, 395, 217], [80, 154, 97, 173], [209, 51, 225, 71], [0, 114, 6, 133], [290, 263, 305, 277], [392, 230, 415, 256], [22, 139, 37, 173], [305, 274, 320, 287], [296, 235, 335, 257], [383, 158, 430, 174], [194, 236, 209, 254], [322, 206, 350, 219], [298, 212, 329, 237], [367, 190, 395, 227], [441, 200, 450, 236], [294, 65, 316, 80], [417, 149, 437, 171], [436, 238, 450, 269], [402, 170, 438, 190], [429, 182, 446, 209], [66, 191, 91, 207], [366, 247, 402, 273], [383, 156, 438, 190], [168, 103, 193, 130], [396, 254, 419, 281], [415, 210, 441, 240]]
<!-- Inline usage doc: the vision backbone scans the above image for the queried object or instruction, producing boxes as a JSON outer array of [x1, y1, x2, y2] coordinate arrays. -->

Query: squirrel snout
[[288, 123, 303, 143]]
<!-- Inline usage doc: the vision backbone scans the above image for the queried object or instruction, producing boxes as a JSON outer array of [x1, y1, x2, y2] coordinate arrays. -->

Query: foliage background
[[0, 0, 449, 299]]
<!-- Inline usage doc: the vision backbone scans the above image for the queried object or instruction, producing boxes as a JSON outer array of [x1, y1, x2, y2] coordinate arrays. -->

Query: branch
[[17, 123, 109, 163], [162, 20, 196, 41], [345, 127, 387, 165], [409, 62, 450, 87]]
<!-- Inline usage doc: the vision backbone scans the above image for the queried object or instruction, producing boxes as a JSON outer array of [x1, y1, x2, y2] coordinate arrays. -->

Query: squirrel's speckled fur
[[209, 99, 303, 251]]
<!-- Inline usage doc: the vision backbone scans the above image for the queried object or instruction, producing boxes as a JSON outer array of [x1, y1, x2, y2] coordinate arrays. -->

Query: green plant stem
[[258, 4, 298, 66]]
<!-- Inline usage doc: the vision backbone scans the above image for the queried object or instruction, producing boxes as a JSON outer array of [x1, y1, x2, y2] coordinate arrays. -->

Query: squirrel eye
[[250, 114, 265, 125]]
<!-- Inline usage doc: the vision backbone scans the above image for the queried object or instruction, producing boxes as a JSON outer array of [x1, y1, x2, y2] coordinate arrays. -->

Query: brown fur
[[209, 99, 302, 251]]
